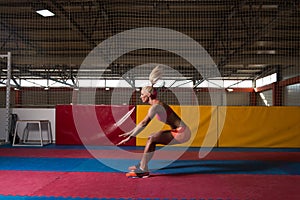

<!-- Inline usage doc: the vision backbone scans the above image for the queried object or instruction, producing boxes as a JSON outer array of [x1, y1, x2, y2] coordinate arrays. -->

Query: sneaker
[[128, 163, 149, 172], [126, 168, 150, 178], [128, 163, 140, 171]]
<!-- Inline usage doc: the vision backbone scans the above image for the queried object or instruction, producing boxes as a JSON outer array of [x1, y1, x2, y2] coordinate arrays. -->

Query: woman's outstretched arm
[[117, 106, 157, 145]]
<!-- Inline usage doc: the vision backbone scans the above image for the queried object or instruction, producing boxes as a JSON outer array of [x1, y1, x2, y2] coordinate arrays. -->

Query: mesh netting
[[0, 1, 299, 107]]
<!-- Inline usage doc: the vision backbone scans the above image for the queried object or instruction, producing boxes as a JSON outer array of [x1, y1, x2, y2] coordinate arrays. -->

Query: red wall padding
[[56, 105, 136, 146]]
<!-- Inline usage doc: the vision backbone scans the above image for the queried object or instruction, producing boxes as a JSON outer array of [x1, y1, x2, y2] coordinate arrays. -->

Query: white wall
[[226, 92, 250, 106], [0, 109, 8, 142], [0, 108, 55, 142], [284, 83, 300, 106]]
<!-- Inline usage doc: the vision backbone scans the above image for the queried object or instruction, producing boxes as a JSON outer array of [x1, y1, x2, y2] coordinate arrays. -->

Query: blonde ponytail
[[141, 65, 163, 99], [149, 65, 163, 86]]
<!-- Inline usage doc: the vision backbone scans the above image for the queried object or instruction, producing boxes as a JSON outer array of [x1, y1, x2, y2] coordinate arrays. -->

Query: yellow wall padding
[[136, 105, 217, 147], [218, 106, 300, 148]]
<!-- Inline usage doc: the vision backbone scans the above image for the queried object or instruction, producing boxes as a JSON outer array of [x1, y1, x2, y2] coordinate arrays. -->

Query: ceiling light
[[257, 50, 276, 54], [248, 64, 267, 68], [242, 4, 278, 10], [261, 5, 278, 9], [36, 9, 55, 17], [237, 69, 261, 73]]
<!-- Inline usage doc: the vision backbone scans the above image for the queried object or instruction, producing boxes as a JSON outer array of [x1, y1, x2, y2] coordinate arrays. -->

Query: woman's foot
[[128, 163, 140, 171], [126, 167, 150, 178], [128, 163, 148, 172]]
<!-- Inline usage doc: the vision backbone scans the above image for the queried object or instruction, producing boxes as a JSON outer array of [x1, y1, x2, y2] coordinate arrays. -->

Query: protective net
[[0, 0, 299, 108]]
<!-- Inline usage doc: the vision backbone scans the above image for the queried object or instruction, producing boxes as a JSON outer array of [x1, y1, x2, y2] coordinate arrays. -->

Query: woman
[[117, 66, 191, 178]]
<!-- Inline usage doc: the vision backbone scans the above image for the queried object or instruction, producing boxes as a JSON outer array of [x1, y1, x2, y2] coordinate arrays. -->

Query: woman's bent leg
[[140, 130, 178, 171]]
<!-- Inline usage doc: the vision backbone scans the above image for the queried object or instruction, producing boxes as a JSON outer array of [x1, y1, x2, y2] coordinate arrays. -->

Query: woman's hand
[[117, 132, 132, 145], [119, 132, 132, 138]]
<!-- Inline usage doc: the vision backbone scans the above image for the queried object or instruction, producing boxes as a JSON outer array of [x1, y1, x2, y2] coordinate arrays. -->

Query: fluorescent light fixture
[[237, 69, 261, 73], [257, 50, 276, 54], [242, 4, 278, 10], [261, 5, 278, 9], [248, 64, 267, 68], [2, 68, 20, 72], [36, 9, 55, 17]]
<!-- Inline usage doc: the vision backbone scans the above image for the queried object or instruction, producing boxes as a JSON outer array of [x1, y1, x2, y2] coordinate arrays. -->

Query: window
[[256, 73, 277, 87]]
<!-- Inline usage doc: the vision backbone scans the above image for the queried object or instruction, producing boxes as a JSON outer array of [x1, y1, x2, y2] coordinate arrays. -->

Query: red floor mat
[[0, 170, 299, 199]]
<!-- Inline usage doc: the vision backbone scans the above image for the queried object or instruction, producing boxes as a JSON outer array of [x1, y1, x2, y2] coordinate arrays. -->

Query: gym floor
[[0, 144, 299, 200]]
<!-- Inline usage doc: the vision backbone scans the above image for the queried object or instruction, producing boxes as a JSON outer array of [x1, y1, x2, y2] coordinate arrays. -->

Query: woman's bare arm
[[117, 105, 158, 145]]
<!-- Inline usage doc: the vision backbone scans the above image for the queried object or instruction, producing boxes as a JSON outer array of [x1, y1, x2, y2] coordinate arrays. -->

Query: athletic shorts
[[171, 126, 191, 143]]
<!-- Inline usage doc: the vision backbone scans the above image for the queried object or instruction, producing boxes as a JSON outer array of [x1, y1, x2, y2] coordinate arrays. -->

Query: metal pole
[[5, 52, 12, 143]]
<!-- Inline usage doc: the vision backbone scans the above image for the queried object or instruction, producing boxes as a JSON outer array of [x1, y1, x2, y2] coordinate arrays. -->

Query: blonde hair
[[142, 65, 163, 99], [149, 65, 163, 86]]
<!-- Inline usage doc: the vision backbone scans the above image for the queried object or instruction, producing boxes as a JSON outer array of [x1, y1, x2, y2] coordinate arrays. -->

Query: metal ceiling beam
[[0, 20, 38, 51], [11, 76, 21, 89], [46, 0, 97, 49], [13, 66, 76, 87], [217, 0, 298, 69], [208, 0, 247, 60], [121, 74, 135, 88]]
